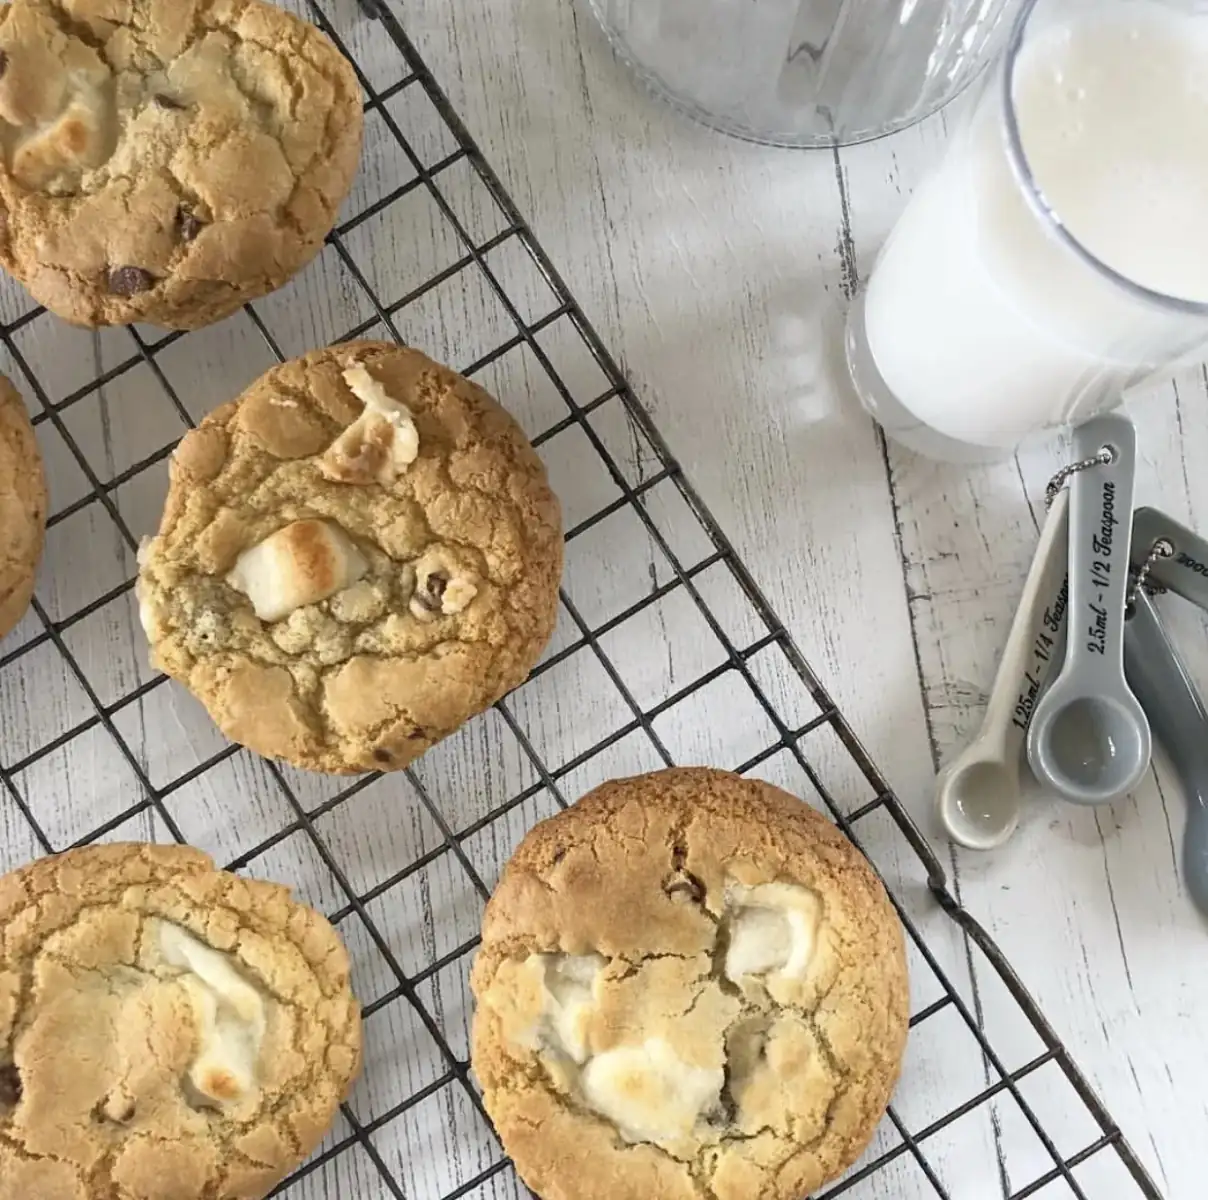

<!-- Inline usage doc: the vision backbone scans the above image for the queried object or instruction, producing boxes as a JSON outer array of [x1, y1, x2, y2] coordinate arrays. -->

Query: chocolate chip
[[0, 51, 9, 79], [176, 207, 204, 243], [0, 1064, 21, 1107], [372, 748, 392, 764], [153, 93, 186, 111], [413, 572, 448, 613], [108, 266, 155, 296]]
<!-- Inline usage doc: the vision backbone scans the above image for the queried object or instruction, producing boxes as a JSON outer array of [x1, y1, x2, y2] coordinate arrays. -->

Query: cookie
[[0, 0, 363, 330], [0, 842, 362, 1200], [0, 372, 46, 639], [471, 768, 910, 1200], [137, 341, 563, 774]]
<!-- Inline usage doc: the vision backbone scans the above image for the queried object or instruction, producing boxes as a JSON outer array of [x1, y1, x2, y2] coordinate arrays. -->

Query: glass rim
[[1001, 0, 1208, 318]]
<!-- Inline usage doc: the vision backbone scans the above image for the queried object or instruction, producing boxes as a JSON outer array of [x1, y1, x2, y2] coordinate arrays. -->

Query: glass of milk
[[845, 0, 1208, 462], [587, 0, 1023, 147]]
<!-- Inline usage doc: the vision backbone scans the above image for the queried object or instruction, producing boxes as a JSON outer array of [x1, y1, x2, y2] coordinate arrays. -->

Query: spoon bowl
[[936, 752, 1023, 850], [1029, 691, 1151, 805]]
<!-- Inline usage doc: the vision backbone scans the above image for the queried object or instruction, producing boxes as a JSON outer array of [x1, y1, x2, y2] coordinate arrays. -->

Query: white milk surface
[[861, 2, 1208, 450]]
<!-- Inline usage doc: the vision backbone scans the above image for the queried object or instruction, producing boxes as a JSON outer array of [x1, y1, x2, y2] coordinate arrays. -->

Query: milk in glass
[[849, 1, 1208, 459]]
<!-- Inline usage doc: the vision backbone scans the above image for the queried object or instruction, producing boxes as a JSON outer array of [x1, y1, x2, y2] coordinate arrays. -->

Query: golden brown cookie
[[137, 341, 563, 774], [0, 372, 46, 639], [471, 768, 910, 1200], [0, 842, 362, 1200], [0, 0, 363, 330]]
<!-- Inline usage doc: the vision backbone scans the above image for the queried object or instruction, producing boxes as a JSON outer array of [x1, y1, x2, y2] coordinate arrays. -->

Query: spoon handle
[[982, 489, 1070, 751], [1124, 592, 1208, 917], [1133, 507, 1208, 613], [1124, 593, 1208, 780], [1063, 414, 1138, 691]]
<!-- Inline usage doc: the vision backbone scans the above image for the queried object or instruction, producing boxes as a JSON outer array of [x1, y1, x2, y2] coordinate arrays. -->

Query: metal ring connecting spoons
[[1027, 414, 1152, 806], [936, 490, 1070, 849]]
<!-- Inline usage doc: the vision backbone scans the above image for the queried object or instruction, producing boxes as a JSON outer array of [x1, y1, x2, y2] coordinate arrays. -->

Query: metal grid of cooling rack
[[0, 2, 1163, 1198]]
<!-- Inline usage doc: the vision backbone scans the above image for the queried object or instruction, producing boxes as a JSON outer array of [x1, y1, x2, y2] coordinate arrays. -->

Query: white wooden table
[[402, 2, 1207, 1196]]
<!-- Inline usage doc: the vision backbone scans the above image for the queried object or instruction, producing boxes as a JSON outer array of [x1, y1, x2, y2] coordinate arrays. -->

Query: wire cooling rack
[[0, 3, 1163, 1199]]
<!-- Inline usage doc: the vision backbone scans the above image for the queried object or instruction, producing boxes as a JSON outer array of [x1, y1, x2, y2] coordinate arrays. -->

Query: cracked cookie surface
[[0, 0, 363, 329], [0, 842, 362, 1200], [137, 340, 563, 774], [0, 372, 45, 639], [471, 768, 910, 1200]]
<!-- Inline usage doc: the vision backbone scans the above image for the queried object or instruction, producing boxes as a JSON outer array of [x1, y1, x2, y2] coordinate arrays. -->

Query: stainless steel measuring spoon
[[1123, 590, 1208, 917], [1027, 414, 1152, 806], [936, 490, 1070, 849]]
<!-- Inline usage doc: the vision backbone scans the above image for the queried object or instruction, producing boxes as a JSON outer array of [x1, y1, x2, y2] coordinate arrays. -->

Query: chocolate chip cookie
[[0, 0, 363, 330], [471, 768, 910, 1200], [0, 372, 46, 639], [137, 341, 563, 774], [0, 842, 362, 1200]]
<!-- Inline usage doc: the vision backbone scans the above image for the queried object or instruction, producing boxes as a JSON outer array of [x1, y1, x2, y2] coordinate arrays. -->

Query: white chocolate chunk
[[489, 953, 604, 1066], [580, 1039, 723, 1145], [343, 365, 404, 419], [724, 882, 821, 984], [159, 923, 268, 1106], [329, 579, 389, 624], [539, 954, 604, 1065], [726, 907, 794, 980], [320, 365, 419, 485], [135, 577, 162, 640], [226, 519, 367, 623], [440, 576, 478, 615]]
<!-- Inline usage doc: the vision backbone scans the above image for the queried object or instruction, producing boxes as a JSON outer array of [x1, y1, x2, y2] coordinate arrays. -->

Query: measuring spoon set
[[935, 415, 1208, 915]]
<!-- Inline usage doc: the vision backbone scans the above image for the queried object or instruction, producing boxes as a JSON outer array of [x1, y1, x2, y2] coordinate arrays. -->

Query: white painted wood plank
[[394, 0, 935, 804]]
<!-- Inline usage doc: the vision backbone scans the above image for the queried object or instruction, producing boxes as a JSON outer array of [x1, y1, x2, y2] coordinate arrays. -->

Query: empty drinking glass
[[587, 0, 1024, 146]]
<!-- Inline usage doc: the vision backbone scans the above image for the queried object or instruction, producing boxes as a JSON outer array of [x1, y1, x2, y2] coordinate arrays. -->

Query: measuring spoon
[[1027, 414, 1152, 806], [1123, 590, 1208, 917], [1132, 506, 1208, 609], [936, 490, 1070, 849]]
